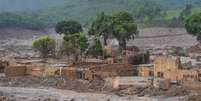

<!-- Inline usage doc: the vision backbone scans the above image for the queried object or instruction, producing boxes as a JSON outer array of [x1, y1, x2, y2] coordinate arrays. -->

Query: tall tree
[[88, 12, 113, 45], [62, 33, 88, 61], [179, 3, 192, 21], [111, 11, 138, 50], [185, 12, 201, 43], [55, 20, 88, 62]]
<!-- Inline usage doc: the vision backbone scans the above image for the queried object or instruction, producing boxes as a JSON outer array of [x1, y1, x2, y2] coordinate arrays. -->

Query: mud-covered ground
[[129, 27, 197, 48], [0, 76, 200, 101], [0, 27, 197, 58], [0, 27, 199, 101]]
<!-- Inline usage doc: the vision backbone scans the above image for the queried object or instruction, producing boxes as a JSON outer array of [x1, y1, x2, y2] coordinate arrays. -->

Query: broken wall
[[26, 66, 61, 77], [183, 81, 201, 90], [138, 66, 154, 77], [154, 56, 180, 78], [5, 66, 26, 77]]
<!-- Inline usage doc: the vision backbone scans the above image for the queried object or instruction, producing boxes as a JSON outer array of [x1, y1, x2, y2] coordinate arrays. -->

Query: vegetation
[[111, 11, 138, 50], [32, 36, 56, 58], [134, 2, 164, 22], [0, 0, 200, 29], [89, 12, 113, 45], [89, 11, 138, 51], [0, 0, 65, 12], [167, 3, 193, 27], [55, 21, 83, 35], [56, 20, 88, 61], [185, 12, 201, 43], [87, 39, 103, 58], [1, 0, 200, 13]]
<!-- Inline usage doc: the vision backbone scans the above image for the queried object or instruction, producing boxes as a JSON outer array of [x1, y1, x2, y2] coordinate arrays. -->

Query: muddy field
[[130, 27, 197, 48], [0, 76, 199, 101], [0, 28, 61, 58], [0, 27, 197, 58], [0, 27, 200, 101]]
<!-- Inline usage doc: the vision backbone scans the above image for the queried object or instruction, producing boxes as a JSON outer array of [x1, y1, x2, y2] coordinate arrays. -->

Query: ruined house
[[62, 63, 138, 81], [138, 56, 199, 82]]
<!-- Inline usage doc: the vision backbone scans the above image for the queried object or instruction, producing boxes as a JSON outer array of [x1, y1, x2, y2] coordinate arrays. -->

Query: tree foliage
[[111, 11, 138, 50], [179, 4, 192, 21], [0, 0, 200, 29], [87, 39, 103, 57], [62, 33, 88, 53], [32, 36, 56, 58], [88, 11, 138, 51], [55, 20, 82, 35], [134, 3, 163, 22], [185, 12, 201, 42], [56, 20, 88, 61], [0, 12, 45, 29], [89, 12, 113, 45]]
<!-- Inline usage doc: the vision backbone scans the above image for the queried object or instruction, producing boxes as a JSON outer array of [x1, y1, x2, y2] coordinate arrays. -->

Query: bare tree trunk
[[104, 38, 107, 46], [119, 39, 127, 52]]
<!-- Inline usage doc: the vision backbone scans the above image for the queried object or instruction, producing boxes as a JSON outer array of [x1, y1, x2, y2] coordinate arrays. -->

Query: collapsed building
[[1, 49, 201, 90], [0, 58, 138, 81], [138, 56, 201, 89], [138, 56, 199, 81]]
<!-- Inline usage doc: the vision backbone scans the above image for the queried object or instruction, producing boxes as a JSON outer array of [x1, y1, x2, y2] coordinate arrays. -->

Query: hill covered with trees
[[0, 0, 65, 12], [0, 0, 200, 29]]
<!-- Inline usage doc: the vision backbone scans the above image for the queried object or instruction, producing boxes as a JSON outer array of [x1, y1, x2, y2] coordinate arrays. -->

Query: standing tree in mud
[[185, 13, 201, 43], [88, 12, 113, 46], [55, 20, 88, 62], [111, 11, 138, 51], [32, 36, 56, 58]]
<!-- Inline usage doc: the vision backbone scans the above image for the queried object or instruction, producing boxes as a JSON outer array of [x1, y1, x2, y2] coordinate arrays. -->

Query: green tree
[[87, 39, 103, 57], [179, 4, 192, 21], [32, 36, 56, 58], [185, 12, 201, 43], [111, 11, 138, 50], [55, 20, 89, 61], [88, 12, 113, 45], [62, 33, 88, 61], [134, 3, 163, 22], [55, 20, 83, 35]]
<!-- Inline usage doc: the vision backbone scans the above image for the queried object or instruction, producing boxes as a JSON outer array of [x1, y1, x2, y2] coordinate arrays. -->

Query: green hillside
[[166, 7, 201, 20], [0, 0, 200, 29], [0, 0, 65, 12]]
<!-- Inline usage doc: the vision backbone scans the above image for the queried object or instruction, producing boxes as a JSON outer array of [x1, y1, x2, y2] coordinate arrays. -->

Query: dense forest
[[0, 0, 65, 12], [0, 0, 200, 29]]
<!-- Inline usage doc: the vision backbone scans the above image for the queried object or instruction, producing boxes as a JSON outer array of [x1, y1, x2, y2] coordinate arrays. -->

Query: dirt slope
[[0, 27, 197, 57], [129, 27, 197, 48]]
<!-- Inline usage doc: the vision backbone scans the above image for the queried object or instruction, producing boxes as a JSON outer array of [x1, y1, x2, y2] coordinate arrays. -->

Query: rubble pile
[[116, 86, 189, 97], [0, 96, 60, 101], [182, 94, 201, 101], [187, 44, 201, 54], [165, 86, 189, 97]]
